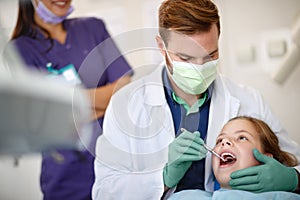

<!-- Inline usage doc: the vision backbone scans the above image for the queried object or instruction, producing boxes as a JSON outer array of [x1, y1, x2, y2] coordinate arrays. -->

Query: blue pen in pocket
[[46, 62, 59, 75]]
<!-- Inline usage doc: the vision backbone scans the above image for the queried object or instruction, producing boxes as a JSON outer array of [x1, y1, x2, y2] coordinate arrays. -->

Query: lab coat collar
[[142, 63, 241, 131], [143, 63, 167, 106]]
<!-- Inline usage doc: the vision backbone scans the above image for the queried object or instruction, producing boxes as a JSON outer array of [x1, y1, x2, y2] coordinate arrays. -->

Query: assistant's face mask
[[32, 0, 74, 24], [165, 47, 218, 95]]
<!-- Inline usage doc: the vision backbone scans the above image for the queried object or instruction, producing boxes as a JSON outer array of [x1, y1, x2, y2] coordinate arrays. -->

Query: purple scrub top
[[11, 17, 132, 200]]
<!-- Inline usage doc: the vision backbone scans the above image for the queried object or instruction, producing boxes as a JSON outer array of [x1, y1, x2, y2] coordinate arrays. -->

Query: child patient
[[169, 116, 300, 200]]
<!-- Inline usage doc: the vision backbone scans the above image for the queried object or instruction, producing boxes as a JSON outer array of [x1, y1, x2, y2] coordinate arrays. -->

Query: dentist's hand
[[229, 148, 298, 192], [163, 130, 207, 188]]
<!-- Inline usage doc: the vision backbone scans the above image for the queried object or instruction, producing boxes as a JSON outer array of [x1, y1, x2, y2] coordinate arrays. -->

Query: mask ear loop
[[161, 37, 173, 65], [160, 36, 175, 77]]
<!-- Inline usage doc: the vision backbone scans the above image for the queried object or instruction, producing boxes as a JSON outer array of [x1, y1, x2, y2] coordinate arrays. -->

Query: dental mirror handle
[[202, 143, 225, 161]]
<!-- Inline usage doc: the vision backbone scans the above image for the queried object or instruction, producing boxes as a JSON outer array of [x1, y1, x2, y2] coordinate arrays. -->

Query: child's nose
[[221, 138, 232, 146]]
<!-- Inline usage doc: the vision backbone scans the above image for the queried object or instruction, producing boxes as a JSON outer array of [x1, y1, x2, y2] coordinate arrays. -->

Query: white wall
[[0, 154, 42, 200], [0, 0, 300, 199], [215, 0, 300, 144]]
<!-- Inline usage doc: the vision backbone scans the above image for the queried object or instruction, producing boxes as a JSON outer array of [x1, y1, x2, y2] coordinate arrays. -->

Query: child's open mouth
[[220, 152, 237, 166]]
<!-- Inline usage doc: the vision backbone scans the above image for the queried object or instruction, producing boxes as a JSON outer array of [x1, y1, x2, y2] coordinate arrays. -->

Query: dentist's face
[[156, 24, 219, 71], [38, 0, 72, 16], [212, 119, 264, 189]]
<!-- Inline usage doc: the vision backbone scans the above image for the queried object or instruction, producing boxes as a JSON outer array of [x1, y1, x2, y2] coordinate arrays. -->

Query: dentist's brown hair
[[158, 0, 220, 45]]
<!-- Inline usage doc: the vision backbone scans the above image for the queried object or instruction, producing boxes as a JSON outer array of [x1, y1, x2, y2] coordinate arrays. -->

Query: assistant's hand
[[229, 148, 298, 192], [163, 130, 207, 188]]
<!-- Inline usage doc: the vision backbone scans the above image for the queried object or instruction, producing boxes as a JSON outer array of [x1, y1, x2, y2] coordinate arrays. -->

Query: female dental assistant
[[7, 0, 132, 199]]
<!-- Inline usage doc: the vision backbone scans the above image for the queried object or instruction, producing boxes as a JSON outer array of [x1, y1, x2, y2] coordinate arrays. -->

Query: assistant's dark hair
[[12, 0, 37, 39], [11, 0, 53, 50]]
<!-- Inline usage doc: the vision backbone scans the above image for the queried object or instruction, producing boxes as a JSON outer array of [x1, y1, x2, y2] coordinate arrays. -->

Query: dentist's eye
[[179, 56, 191, 62], [203, 56, 213, 63]]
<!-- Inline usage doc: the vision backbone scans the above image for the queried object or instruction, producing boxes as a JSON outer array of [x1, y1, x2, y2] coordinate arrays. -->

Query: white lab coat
[[92, 64, 300, 200]]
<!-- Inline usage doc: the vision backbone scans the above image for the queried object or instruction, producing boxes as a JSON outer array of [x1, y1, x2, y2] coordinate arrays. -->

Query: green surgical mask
[[166, 59, 218, 95]]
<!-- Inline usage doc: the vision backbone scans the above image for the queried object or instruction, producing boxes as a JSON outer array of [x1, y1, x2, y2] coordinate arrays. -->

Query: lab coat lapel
[[204, 75, 240, 191], [207, 75, 241, 145]]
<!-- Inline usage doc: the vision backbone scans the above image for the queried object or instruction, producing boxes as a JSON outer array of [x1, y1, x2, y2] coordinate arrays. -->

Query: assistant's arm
[[87, 75, 131, 120]]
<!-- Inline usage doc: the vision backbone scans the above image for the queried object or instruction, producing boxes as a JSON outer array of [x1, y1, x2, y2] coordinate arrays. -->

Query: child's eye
[[238, 136, 248, 141], [216, 138, 223, 145]]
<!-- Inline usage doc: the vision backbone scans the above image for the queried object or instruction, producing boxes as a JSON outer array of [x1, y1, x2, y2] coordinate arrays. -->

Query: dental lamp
[[0, 44, 92, 156], [272, 14, 300, 84]]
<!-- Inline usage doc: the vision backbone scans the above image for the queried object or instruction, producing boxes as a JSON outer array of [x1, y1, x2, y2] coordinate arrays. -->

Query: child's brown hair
[[229, 116, 298, 167]]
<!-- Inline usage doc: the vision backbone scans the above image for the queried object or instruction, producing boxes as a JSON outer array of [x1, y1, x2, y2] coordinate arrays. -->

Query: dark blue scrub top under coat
[[162, 67, 211, 192]]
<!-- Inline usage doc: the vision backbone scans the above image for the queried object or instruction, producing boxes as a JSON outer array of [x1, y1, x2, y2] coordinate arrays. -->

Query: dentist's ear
[[155, 36, 166, 56]]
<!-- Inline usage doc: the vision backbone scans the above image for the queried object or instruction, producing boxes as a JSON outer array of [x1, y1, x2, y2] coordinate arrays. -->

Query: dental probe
[[202, 143, 226, 162], [180, 128, 225, 162]]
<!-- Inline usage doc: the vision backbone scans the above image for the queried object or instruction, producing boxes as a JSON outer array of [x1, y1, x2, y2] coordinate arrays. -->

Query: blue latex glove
[[163, 130, 207, 188], [229, 148, 298, 192]]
